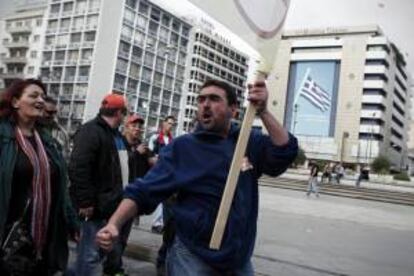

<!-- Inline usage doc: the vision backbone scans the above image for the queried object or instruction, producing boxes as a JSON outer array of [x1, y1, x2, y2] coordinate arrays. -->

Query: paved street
[[253, 187, 414, 276], [69, 185, 414, 276]]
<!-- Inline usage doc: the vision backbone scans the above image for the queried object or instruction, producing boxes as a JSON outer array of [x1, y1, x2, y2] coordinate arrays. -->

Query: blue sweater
[[124, 124, 298, 269]]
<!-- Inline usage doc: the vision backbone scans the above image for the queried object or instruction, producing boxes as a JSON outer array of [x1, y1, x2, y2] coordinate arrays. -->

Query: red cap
[[101, 93, 126, 109], [126, 114, 144, 125]]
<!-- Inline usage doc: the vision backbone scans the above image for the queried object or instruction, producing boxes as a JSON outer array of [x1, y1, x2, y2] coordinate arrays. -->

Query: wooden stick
[[209, 102, 257, 249]]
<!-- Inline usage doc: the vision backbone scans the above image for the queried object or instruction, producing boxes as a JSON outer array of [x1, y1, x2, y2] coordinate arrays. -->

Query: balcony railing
[[7, 25, 32, 34], [79, 59, 92, 65], [59, 94, 72, 101], [77, 76, 89, 82], [4, 40, 29, 48], [2, 56, 27, 64], [64, 76, 75, 82], [74, 94, 86, 101], [82, 42, 95, 48], [0, 71, 24, 79]]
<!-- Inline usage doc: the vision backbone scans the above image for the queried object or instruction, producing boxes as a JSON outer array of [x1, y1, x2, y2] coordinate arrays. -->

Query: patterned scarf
[[157, 129, 172, 145], [15, 127, 51, 259]]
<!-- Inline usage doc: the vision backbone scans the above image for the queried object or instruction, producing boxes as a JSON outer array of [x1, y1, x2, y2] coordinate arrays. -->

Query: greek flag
[[299, 75, 331, 112]]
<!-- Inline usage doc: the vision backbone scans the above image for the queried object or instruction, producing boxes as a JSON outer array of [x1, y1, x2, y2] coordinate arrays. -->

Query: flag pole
[[293, 67, 311, 106]]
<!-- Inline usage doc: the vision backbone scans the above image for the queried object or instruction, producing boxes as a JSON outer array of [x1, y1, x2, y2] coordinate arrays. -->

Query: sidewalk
[[281, 169, 414, 193]]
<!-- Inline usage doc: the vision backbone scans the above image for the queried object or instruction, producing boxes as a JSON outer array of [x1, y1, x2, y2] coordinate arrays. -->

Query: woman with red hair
[[0, 79, 78, 275]]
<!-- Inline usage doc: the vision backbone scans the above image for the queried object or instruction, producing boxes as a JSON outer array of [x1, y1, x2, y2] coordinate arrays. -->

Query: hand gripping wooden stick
[[209, 74, 266, 250]]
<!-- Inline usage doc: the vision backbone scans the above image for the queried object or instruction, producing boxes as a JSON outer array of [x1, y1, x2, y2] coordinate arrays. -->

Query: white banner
[[188, 0, 290, 73]]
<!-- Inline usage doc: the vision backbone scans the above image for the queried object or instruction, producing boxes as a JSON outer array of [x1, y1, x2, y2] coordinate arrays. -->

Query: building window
[[150, 8, 161, 22], [75, 0, 87, 14], [63, 2, 74, 13], [133, 30, 145, 46], [138, 1, 149, 15], [27, 66, 34, 74], [81, 49, 93, 61], [60, 18, 71, 31], [84, 31, 96, 42], [124, 8, 135, 25], [172, 19, 180, 32], [48, 19, 58, 30], [30, 51, 37, 58], [50, 4, 60, 14], [86, 14, 99, 28], [161, 14, 170, 27], [70, 32, 82, 43], [129, 63, 140, 79], [126, 0, 137, 9], [136, 14, 147, 30]]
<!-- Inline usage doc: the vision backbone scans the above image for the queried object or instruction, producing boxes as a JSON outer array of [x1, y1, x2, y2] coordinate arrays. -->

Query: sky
[[152, 0, 414, 79], [0, 0, 413, 78]]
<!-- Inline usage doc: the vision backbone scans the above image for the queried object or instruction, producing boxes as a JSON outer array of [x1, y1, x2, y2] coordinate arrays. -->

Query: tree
[[371, 155, 390, 174], [293, 147, 306, 167]]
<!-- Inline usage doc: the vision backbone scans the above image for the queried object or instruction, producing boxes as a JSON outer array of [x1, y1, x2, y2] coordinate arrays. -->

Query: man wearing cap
[[96, 79, 298, 275], [123, 114, 152, 179], [68, 93, 129, 276]]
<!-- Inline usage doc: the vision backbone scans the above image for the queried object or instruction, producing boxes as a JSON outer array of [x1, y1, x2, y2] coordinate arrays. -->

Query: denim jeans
[[68, 219, 131, 276], [166, 237, 254, 276], [306, 176, 319, 196]]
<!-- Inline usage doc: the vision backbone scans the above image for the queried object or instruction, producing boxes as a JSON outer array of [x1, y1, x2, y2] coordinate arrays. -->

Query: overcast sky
[[0, 0, 413, 78], [155, 0, 414, 78]]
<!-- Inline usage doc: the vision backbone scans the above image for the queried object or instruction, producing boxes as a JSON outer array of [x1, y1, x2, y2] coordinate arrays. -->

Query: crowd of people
[[306, 162, 371, 197], [0, 77, 298, 275]]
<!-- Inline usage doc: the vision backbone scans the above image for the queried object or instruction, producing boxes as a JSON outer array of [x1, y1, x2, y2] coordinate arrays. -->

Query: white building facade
[[178, 18, 249, 133], [0, 1, 47, 88], [268, 26, 411, 170], [39, 0, 191, 136]]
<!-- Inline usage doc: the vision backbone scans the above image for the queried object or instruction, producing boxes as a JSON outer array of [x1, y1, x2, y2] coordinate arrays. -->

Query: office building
[[268, 25, 411, 169], [179, 17, 249, 133], [0, 0, 47, 88], [40, 0, 191, 135]]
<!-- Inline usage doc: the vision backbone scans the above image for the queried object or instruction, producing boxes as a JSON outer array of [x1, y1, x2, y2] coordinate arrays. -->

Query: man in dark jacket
[[96, 79, 298, 275], [123, 114, 152, 180], [68, 93, 129, 276]]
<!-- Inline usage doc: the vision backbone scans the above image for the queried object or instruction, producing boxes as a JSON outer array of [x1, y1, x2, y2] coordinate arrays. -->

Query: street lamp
[[292, 103, 298, 134], [367, 112, 376, 164]]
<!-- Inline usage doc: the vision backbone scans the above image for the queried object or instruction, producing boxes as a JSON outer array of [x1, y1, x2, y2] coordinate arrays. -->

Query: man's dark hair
[[200, 79, 237, 106], [99, 107, 126, 117], [44, 95, 57, 105], [164, 115, 175, 122]]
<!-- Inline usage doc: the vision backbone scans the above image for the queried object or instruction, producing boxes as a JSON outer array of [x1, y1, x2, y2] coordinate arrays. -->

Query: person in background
[[0, 79, 78, 275], [321, 163, 332, 184], [148, 116, 175, 233], [96, 79, 298, 275], [306, 163, 320, 197], [123, 114, 153, 179], [335, 163, 345, 184], [148, 115, 176, 275], [68, 93, 129, 276], [356, 165, 370, 188], [38, 96, 71, 161]]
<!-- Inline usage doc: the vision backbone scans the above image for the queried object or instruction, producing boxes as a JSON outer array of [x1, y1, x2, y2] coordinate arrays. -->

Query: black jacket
[[124, 137, 151, 181], [69, 116, 124, 219]]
